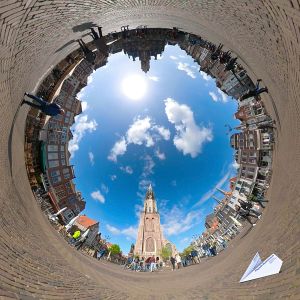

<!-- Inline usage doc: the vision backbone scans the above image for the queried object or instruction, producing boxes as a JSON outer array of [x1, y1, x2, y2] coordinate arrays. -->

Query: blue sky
[[69, 45, 239, 254]]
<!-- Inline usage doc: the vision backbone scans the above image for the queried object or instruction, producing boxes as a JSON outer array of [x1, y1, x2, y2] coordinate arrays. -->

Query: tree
[[182, 245, 194, 257], [108, 244, 121, 256], [160, 246, 172, 261]]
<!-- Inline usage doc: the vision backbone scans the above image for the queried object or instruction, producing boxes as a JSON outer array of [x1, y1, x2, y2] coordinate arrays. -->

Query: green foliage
[[108, 244, 121, 255], [160, 246, 172, 261], [182, 245, 194, 257]]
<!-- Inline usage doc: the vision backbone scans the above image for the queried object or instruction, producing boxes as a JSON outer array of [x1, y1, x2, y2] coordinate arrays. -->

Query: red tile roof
[[76, 215, 98, 229], [230, 177, 237, 182]]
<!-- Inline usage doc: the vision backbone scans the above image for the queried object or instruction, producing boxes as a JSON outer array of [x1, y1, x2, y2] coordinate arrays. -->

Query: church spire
[[144, 184, 157, 213], [145, 183, 155, 200]]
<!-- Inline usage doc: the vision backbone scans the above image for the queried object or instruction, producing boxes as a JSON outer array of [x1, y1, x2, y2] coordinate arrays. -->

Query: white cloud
[[122, 226, 138, 239], [77, 90, 85, 100], [180, 237, 190, 244], [209, 91, 218, 102], [126, 117, 154, 147], [81, 101, 88, 112], [200, 71, 211, 81], [179, 55, 185, 59], [87, 74, 93, 85], [148, 76, 159, 82], [68, 115, 98, 157], [209, 90, 228, 103], [142, 155, 155, 177], [101, 183, 109, 194], [88, 151, 94, 165], [106, 224, 120, 234], [161, 205, 202, 236], [108, 137, 127, 162], [110, 175, 117, 181], [134, 204, 144, 218], [232, 161, 240, 169], [170, 55, 177, 60], [106, 224, 138, 239], [120, 165, 133, 174], [193, 171, 231, 207], [153, 125, 170, 140], [138, 179, 153, 192], [217, 89, 228, 103], [108, 117, 170, 162], [177, 62, 196, 79], [155, 149, 166, 160], [164, 98, 213, 158], [157, 54, 163, 60], [91, 190, 105, 204]]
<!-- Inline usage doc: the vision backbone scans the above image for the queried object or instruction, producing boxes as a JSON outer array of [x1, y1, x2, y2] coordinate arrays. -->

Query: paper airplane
[[240, 252, 283, 282]]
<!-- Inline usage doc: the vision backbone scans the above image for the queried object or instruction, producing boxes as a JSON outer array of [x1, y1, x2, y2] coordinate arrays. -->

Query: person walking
[[22, 93, 65, 117], [235, 204, 261, 227], [97, 248, 107, 260], [238, 199, 261, 217], [247, 194, 269, 208], [77, 39, 96, 64], [69, 230, 81, 245], [209, 243, 217, 256], [170, 256, 176, 271], [90, 26, 103, 39], [239, 79, 268, 101], [89, 26, 109, 56], [150, 255, 156, 272], [175, 254, 182, 269]]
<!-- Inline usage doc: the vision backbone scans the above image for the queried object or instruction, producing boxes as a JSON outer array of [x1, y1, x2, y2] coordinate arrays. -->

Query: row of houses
[[191, 95, 274, 255]]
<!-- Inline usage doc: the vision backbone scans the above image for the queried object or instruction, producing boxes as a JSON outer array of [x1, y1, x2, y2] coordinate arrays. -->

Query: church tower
[[134, 184, 165, 259]]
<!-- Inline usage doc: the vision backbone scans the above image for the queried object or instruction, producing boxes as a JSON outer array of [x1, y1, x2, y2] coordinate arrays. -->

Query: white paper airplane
[[240, 252, 283, 282]]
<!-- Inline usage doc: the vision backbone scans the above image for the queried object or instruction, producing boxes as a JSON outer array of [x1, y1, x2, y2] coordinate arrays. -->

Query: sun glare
[[121, 74, 147, 100]]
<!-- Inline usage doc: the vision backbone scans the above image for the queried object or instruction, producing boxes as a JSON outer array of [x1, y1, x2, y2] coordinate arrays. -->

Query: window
[[60, 152, 65, 159], [64, 117, 70, 124], [63, 168, 70, 179], [51, 170, 60, 177], [61, 133, 67, 142], [66, 111, 71, 117], [60, 145, 64, 151], [52, 176, 61, 184], [67, 213, 73, 219], [64, 173, 70, 179], [60, 159, 66, 166], [47, 145, 58, 152], [57, 190, 66, 198], [48, 160, 59, 168], [48, 152, 58, 160]]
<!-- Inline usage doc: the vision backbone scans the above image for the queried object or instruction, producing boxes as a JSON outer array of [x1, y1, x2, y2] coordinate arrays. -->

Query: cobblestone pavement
[[0, 1, 300, 299]]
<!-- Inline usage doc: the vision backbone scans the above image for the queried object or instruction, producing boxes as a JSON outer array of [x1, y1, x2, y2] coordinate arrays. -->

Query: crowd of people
[[124, 255, 162, 272], [235, 196, 268, 227], [124, 252, 205, 272]]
